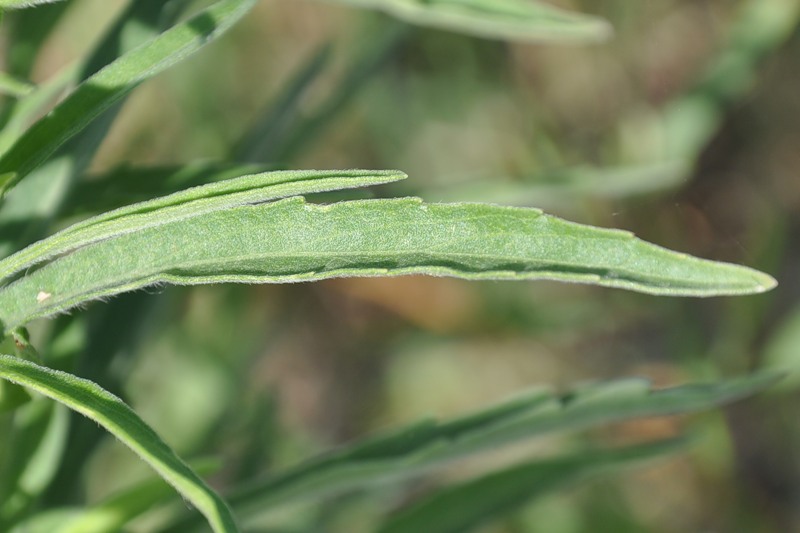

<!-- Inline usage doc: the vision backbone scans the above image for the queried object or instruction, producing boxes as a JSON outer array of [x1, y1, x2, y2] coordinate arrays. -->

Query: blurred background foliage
[[2, 0, 799, 531]]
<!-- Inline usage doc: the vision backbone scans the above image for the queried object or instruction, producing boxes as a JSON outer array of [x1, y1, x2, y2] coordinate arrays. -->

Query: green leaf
[[3, 0, 70, 78], [262, 22, 409, 163], [328, 0, 612, 43], [377, 439, 684, 533], [163, 372, 776, 530], [0, 0, 199, 262], [763, 305, 800, 392], [0, 169, 406, 285], [0, 181, 776, 333], [0, 354, 239, 533], [0, 65, 77, 157], [8, 459, 220, 533], [65, 162, 273, 216], [233, 44, 332, 163], [0, 0, 258, 199], [0, 400, 69, 525], [0, 72, 34, 98], [428, 161, 692, 207], [0, 0, 66, 9]]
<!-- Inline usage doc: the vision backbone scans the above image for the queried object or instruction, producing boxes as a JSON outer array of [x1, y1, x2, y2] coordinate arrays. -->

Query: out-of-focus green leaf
[[10, 459, 219, 533], [264, 21, 408, 163], [327, 0, 611, 43], [377, 439, 684, 533], [0, 355, 239, 533], [8, 510, 82, 533], [0, 400, 69, 526], [429, 161, 691, 207], [0, 66, 76, 160], [159, 373, 777, 530], [234, 45, 332, 163], [0, 0, 198, 260], [0, 0, 258, 199], [0, 0, 66, 10], [663, 0, 800, 160], [3, 0, 70, 78], [763, 306, 800, 392], [0, 72, 34, 98]]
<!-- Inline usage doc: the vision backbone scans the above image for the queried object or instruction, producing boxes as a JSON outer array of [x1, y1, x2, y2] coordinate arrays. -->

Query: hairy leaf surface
[[0, 190, 775, 333], [0, 170, 405, 284]]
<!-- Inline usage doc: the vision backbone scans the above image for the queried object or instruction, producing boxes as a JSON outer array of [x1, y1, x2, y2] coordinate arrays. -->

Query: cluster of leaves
[[0, 1, 793, 532]]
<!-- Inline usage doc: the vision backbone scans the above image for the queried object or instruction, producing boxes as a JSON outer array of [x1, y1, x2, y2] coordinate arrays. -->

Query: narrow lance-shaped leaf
[[0, 65, 77, 157], [0, 355, 239, 533], [377, 439, 684, 533], [0, 169, 407, 284], [0, 0, 257, 198], [327, 0, 612, 43], [0, 194, 776, 333], [162, 372, 779, 530], [63, 162, 273, 216]]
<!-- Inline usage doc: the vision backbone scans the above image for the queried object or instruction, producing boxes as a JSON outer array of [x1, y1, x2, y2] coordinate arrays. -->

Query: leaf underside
[[0, 167, 776, 333]]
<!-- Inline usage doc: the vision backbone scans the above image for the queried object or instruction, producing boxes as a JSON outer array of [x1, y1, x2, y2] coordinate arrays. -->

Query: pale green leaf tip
[[749, 269, 778, 294]]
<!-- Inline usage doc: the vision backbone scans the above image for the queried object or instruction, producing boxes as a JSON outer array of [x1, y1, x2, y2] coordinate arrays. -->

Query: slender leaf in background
[[326, 0, 611, 43], [7, 460, 221, 533], [662, 0, 800, 161], [0, 400, 69, 528], [763, 305, 800, 392], [428, 161, 691, 208], [0, 0, 198, 260], [158, 372, 778, 531], [64, 162, 274, 216], [234, 44, 332, 163], [0, 72, 34, 98], [42, 293, 174, 507], [377, 439, 684, 533], [3, 0, 70, 78], [0, 0, 66, 10], [0, 65, 77, 157], [0, 170, 406, 284], [262, 22, 409, 164], [0, 0, 258, 199], [0, 354, 239, 533]]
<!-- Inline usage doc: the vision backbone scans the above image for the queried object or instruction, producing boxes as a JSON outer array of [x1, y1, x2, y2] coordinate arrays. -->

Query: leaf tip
[[754, 271, 779, 293]]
